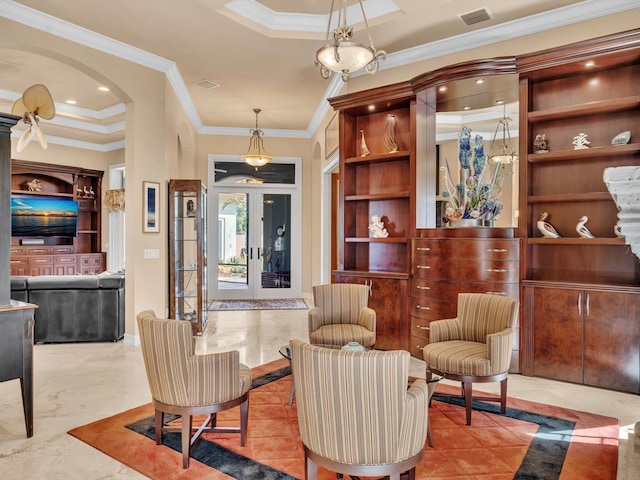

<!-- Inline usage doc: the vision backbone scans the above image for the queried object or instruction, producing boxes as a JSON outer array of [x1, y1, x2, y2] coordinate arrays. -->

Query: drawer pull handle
[[416, 285, 431, 290], [486, 268, 507, 273], [416, 345, 425, 351], [417, 305, 431, 310], [416, 247, 431, 251], [486, 248, 508, 252], [417, 265, 431, 269], [485, 291, 507, 295], [416, 325, 430, 330]]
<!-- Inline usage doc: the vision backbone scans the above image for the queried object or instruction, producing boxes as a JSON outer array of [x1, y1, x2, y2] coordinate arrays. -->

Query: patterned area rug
[[68, 359, 619, 480], [208, 298, 309, 311]]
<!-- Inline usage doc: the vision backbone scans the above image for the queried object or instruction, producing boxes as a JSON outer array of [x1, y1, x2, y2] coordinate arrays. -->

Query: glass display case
[[168, 179, 207, 334]]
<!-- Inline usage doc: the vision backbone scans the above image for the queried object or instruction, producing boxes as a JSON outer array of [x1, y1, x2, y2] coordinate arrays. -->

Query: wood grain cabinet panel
[[334, 273, 409, 351], [528, 285, 640, 393]]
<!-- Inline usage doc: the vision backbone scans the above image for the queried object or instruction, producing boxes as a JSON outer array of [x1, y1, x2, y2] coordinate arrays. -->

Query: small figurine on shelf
[[537, 212, 561, 238], [360, 130, 370, 157], [534, 134, 549, 153], [383, 114, 399, 153], [186, 199, 196, 217], [614, 223, 624, 238], [83, 186, 90, 197], [572, 132, 590, 150], [576, 216, 595, 238], [26, 178, 42, 191], [368, 214, 389, 238], [77, 187, 84, 197], [88, 186, 95, 198]]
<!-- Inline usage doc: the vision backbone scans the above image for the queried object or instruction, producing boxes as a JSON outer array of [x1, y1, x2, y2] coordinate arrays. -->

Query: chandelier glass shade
[[488, 106, 518, 164], [243, 108, 272, 170], [315, 0, 386, 82]]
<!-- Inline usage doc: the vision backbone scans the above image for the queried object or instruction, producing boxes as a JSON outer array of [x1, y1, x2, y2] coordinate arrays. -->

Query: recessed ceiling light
[[495, 99, 504, 104], [98, 86, 110, 92], [463, 106, 471, 110], [66, 100, 77, 105], [368, 105, 375, 111], [585, 60, 595, 67], [438, 86, 448, 92], [475, 78, 485, 85]]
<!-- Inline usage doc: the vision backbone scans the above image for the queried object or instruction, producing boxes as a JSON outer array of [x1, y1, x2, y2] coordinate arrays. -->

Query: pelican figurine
[[537, 212, 561, 238], [576, 216, 595, 238], [614, 223, 624, 238]]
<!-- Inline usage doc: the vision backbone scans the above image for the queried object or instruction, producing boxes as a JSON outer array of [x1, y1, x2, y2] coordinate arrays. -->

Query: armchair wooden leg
[[154, 410, 163, 445], [463, 381, 473, 426], [500, 378, 508, 414], [181, 414, 192, 469], [427, 419, 434, 448]]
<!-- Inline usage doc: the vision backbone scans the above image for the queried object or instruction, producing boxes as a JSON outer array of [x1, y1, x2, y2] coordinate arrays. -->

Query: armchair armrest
[[429, 318, 462, 343], [358, 307, 376, 332], [307, 307, 323, 333], [188, 350, 241, 405], [399, 379, 429, 459], [486, 328, 514, 374]]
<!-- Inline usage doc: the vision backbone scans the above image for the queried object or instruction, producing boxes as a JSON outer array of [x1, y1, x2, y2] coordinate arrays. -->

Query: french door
[[211, 186, 299, 299]]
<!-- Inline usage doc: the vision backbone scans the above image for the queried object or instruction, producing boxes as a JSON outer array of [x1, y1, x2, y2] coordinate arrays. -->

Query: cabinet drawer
[[410, 316, 431, 340], [411, 279, 519, 301], [410, 298, 457, 320], [410, 335, 429, 359], [51, 245, 74, 254], [54, 255, 77, 265], [29, 256, 53, 266], [25, 246, 51, 255], [10, 246, 25, 255], [413, 259, 519, 282], [413, 238, 519, 262]]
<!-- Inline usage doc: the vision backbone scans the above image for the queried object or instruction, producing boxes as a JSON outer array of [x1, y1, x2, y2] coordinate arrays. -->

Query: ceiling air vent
[[192, 79, 220, 89], [458, 8, 493, 26]]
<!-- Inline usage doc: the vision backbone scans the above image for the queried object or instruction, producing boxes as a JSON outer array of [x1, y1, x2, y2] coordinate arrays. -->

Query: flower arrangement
[[441, 126, 504, 224]]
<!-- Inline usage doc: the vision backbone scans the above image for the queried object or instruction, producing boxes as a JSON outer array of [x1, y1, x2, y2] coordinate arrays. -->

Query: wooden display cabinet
[[168, 179, 208, 335], [519, 31, 640, 393], [329, 84, 416, 351]]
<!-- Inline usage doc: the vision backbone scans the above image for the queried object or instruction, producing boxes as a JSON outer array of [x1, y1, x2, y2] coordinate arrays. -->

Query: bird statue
[[576, 216, 595, 238], [614, 223, 624, 238], [537, 212, 561, 238]]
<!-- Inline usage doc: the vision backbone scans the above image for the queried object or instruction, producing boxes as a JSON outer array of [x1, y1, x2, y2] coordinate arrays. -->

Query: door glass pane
[[261, 193, 291, 289], [214, 162, 295, 184], [217, 192, 248, 291]]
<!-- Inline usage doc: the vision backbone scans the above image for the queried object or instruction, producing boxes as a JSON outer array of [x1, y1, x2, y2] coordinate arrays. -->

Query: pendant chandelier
[[488, 105, 518, 164], [315, 0, 386, 83], [243, 108, 272, 170]]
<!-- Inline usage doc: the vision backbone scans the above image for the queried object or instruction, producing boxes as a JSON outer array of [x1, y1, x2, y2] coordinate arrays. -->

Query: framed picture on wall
[[325, 112, 339, 159], [143, 181, 160, 233]]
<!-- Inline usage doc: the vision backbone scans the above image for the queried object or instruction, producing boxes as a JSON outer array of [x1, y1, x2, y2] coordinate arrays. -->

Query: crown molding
[[2, 0, 638, 146], [10, 130, 125, 152]]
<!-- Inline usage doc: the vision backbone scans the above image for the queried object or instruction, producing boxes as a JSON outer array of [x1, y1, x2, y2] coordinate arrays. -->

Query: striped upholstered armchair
[[137, 311, 252, 468], [289, 339, 429, 480], [308, 283, 376, 348], [422, 293, 519, 426]]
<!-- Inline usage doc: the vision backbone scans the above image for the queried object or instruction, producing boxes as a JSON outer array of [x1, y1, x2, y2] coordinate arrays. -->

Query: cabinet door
[[584, 290, 640, 393], [533, 287, 583, 383], [335, 274, 409, 351], [29, 257, 53, 276]]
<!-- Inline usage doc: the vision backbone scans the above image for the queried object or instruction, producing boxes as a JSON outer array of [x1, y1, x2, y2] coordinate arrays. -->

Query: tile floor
[[0, 308, 639, 479]]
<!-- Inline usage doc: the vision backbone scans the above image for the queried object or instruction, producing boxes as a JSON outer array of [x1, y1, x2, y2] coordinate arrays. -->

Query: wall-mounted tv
[[11, 195, 79, 237]]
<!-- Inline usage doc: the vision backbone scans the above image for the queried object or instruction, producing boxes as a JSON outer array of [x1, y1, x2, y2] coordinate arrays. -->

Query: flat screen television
[[11, 195, 79, 237]]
